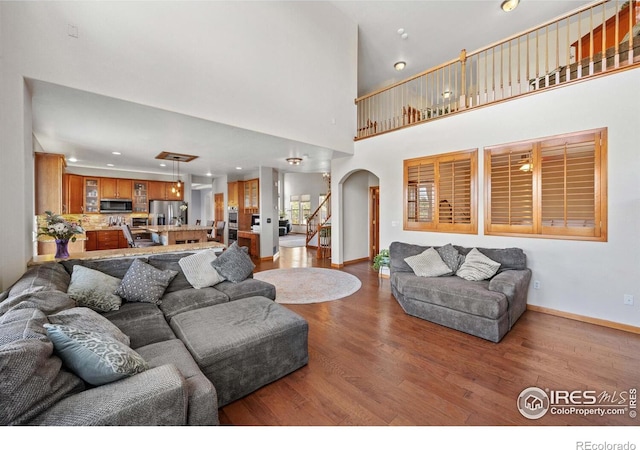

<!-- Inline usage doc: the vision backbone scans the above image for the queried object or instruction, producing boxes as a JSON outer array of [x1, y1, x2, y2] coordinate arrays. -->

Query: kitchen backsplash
[[36, 213, 150, 241]]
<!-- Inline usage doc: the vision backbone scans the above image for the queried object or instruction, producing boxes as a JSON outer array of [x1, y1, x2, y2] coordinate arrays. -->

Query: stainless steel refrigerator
[[149, 200, 187, 226]]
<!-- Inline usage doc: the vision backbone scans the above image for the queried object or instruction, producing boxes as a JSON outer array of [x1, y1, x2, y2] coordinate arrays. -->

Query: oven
[[228, 210, 238, 245]]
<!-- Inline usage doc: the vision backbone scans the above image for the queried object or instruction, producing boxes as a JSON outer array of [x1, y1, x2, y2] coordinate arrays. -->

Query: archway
[[338, 169, 380, 265]]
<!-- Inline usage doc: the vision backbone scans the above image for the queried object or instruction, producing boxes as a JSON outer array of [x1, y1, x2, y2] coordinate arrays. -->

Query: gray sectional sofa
[[0, 252, 309, 425], [390, 242, 531, 343]]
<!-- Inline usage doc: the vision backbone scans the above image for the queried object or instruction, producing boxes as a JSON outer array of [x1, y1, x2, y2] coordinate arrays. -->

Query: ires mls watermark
[[517, 386, 637, 420]]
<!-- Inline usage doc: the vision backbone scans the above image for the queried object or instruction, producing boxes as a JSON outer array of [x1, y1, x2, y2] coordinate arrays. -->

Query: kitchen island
[[29, 241, 225, 266], [145, 224, 213, 245]]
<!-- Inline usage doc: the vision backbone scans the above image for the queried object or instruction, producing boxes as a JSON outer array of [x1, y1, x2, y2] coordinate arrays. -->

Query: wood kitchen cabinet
[[132, 181, 148, 212], [63, 173, 84, 214], [148, 181, 183, 201], [228, 181, 239, 208], [85, 229, 128, 251], [85, 231, 97, 251], [84, 178, 100, 213], [243, 178, 259, 213], [35, 153, 65, 215], [101, 178, 133, 199]]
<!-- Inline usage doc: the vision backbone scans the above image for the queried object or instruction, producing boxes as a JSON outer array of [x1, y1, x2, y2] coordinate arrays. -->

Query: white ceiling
[[29, 0, 594, 180]]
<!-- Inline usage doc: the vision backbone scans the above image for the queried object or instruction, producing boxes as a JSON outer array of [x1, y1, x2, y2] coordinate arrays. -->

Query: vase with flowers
[[174, 203, 188, 226], [38, 211, 84, 259]]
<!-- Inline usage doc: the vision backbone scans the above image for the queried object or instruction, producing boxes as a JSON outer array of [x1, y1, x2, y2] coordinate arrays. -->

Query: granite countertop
[[145, 225, 212, 232], [28, 241, 225, 266]]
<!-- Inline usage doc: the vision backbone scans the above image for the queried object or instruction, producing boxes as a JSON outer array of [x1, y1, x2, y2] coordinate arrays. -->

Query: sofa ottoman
[[170, 296, 309, 407]]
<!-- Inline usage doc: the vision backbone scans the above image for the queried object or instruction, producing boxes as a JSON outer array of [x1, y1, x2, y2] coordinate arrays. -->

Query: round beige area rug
[[253, 268, 362, 304]]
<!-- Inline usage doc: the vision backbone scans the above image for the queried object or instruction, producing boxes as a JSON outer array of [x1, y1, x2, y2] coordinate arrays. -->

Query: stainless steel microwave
[[100, 198, 133, 213]]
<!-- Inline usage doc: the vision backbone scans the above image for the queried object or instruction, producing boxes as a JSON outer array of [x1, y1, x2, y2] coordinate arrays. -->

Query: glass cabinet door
[[84, 178, 100, 213], [133, 181, 148, 212]]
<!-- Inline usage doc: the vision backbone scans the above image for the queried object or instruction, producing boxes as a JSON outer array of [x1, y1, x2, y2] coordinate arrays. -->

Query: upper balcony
[[355, 0, 640, 140]]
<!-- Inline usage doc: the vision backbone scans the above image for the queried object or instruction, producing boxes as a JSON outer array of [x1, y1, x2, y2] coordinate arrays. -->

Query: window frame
[[484, 127, 607, 242], [403, 148, 478, 234]]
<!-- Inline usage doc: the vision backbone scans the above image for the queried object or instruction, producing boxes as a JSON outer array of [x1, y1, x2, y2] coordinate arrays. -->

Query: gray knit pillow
[[115, 259, 177, 305], [211, 242, 255, 283]]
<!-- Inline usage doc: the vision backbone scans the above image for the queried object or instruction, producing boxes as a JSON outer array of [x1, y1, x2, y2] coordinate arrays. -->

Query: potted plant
[[372, 249, 390, 271]]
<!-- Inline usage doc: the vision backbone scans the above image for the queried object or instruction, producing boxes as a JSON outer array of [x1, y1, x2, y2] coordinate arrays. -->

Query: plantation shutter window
[[485, 128, 606, 241], [404, 149, 477, 234]]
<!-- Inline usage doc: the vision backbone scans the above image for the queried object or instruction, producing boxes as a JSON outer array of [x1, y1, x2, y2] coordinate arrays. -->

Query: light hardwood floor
[[219, 246, 640, 426]]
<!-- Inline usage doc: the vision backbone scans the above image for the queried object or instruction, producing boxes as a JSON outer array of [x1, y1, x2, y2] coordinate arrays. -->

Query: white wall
[[0, 1, 357, 289], [333, 69, 640, 328]]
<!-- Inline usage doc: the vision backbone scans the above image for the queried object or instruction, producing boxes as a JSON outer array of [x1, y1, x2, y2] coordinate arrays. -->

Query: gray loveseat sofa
[[0, 252, 308, 425], [390, 242, 531, 343]]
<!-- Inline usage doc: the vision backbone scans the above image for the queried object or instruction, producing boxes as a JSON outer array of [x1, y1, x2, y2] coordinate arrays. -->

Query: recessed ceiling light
[[68, 157, 78, 163], [107, 164, 114, 167], [397, 28, 404, 35], [112, 151, 121, 155], [236, 166, 242, 170], [394, 61, 406, 71], [160, 163, 166, 167], [501, 0, 519, 12], [206, 172, 212, 177]]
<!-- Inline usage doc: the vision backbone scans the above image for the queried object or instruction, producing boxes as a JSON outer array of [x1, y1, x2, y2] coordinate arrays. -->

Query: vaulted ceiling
[[30, 1, 593, 180]]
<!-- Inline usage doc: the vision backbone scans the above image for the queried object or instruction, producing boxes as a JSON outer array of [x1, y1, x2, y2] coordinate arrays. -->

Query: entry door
[[370, 186, 380, 259]]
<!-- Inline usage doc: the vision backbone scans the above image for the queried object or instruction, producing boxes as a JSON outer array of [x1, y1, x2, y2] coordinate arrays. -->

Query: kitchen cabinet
[[148, 181, 183, 201], [85, 231, 97, 251], [63, 174, 84, 214], [101, 178, 132, 199], [85, 229, 128, 251], [35, 153, 65, 215], [243, 178, 259, 213], [228, 181, 239, 208], [84, 178, 100, 213], [132, 181, 148, 212]]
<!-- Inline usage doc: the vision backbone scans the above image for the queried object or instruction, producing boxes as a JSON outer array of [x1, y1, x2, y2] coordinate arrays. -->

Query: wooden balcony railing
[[355, 0, 639, 140], [306, 192, 331, 245]]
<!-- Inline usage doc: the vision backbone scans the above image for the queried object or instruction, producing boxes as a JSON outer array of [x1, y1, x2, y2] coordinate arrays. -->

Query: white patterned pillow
[[404, 247, 452, 277], [115, 259, 178, 304], [178, 249, 225, 289], [456, 248, 501, 281], [67, 265, 122, 312], [44, 323, 148, 386]]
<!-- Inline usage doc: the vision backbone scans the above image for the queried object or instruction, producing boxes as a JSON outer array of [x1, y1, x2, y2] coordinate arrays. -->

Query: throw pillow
[[437, 243, 465, 274], [456, 248, 501, 281], [179, 249, 225, 289], [44, 323, 148, 386], [48, 307, 130, 347], [210, 242, 255, 283], [115, 259, 178, 305], [67, 265, 122, 312], [404, 247, 452, 277]]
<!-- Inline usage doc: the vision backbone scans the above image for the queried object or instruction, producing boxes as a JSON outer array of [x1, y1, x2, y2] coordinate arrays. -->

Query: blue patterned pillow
[[115, 259, 177, 305], [210, 242, 255, 283], [44, 323, 148, 386]]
